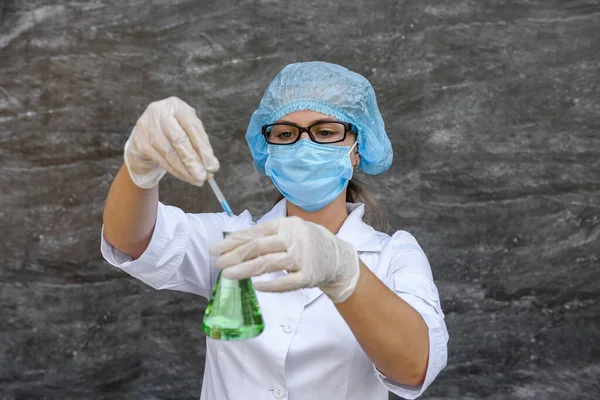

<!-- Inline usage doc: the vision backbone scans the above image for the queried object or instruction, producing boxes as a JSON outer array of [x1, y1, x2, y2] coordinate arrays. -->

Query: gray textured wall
[[1, 1, 599, 399]]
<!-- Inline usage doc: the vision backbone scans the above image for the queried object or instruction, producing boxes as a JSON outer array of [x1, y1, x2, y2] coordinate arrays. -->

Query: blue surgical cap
[[245, 61, 393, 175]]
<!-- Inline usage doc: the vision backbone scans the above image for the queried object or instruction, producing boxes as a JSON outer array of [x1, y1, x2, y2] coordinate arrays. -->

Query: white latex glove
[[124, 96, 219, 188], [210, 216, 361, 303]]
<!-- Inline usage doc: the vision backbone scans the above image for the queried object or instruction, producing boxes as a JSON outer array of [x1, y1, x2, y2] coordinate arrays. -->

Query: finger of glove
[[129, 123, 199, 185], [175, 108, 220, 173], [133, 126, 201, 186], [209, 220, 280, 256], [221, 252, 290, 280], [252, 273, 306, 293], [161, 116, 208, 184], [215, 235, 287, 269], [138, 138, 202, 185]]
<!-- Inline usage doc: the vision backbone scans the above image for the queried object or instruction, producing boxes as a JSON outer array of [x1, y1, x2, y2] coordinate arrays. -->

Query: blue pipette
[[207, 176, 234, 216]]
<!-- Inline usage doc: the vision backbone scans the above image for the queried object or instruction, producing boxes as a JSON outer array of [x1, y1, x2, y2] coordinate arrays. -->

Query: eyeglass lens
[[265, 122, 346, 144]]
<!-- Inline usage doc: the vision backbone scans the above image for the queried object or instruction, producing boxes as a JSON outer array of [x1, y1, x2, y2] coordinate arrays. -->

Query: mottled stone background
[[1, 1, 599, 399]]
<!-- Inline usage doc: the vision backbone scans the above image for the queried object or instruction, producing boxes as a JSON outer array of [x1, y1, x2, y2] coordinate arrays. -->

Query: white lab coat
[[101, 199, 448, 400]]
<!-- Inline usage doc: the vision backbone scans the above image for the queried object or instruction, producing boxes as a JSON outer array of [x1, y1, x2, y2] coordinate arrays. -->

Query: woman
[[102, 61, 448, 400]]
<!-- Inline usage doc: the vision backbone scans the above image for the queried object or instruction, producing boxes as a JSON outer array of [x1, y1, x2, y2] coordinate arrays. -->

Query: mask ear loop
[[346, 140, 358, 156], [347, 140, 359, 170]]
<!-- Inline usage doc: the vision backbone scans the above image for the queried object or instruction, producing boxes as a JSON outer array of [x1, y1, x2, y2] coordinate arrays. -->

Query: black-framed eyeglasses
[[262, 121, 356, 145]]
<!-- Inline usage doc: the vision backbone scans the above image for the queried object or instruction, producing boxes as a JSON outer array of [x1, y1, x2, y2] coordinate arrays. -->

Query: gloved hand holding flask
[[210, 216, 360, 303]]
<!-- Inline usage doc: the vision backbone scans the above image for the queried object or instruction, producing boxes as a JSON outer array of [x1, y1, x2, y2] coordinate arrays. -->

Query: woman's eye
[[277, 131, 294, 138], [316, 130, 335, 137]]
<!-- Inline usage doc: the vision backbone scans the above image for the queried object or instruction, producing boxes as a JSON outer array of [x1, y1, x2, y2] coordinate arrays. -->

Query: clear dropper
[[207, 176, 234, 216]]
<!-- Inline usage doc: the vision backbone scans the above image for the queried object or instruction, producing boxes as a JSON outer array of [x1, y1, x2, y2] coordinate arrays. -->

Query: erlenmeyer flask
[[202, 232, 264, 340]]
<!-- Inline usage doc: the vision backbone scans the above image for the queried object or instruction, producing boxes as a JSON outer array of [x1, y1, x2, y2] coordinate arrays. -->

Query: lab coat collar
[[256, 199, 383, 306], [336, 202, 383, 253]]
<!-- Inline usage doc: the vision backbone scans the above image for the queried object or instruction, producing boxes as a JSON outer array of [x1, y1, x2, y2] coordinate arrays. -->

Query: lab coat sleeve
[[374, 230, 449, 399], [100, 201, 254, 298]]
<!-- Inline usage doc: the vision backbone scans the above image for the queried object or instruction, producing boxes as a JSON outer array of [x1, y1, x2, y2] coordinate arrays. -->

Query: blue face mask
[[265, 140, 357, 212]]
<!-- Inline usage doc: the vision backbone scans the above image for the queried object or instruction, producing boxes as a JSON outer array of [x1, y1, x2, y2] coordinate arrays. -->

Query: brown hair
[[346, 177, 388, 232], [275, 177, 388, 232]]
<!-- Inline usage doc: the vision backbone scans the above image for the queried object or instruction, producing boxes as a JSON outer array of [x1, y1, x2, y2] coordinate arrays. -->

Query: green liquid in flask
[[202, 233, 264, 340]]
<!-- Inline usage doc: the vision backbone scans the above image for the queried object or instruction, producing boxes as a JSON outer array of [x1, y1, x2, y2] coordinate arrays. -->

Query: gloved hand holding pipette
[[124, 96, 220, 189]]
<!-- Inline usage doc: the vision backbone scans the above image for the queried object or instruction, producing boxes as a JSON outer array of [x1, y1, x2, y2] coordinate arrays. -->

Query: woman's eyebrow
[[276, 117, 339, 124]]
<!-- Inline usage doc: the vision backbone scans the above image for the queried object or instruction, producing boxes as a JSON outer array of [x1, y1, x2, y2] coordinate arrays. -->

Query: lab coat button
[[272, 385, 286, 398], [282, 322, 295, 333]]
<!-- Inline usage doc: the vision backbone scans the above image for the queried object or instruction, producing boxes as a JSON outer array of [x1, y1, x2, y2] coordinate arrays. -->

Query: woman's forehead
[[276, 110, 338, 125]]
